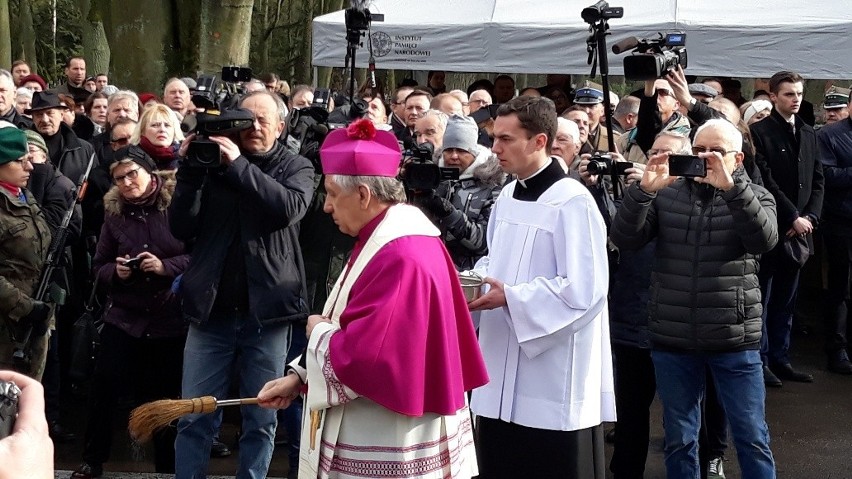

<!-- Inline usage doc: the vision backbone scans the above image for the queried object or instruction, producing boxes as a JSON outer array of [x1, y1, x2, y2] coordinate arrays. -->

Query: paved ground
[[53, 288, 852, 478]]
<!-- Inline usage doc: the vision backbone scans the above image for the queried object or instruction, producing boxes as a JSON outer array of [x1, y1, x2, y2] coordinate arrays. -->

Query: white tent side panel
[[312, 0, 852, 78]]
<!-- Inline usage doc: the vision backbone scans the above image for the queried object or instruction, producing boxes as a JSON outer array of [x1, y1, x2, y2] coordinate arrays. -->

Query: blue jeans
[[175, 312, 290, 479], [652, 349, 776, 479]]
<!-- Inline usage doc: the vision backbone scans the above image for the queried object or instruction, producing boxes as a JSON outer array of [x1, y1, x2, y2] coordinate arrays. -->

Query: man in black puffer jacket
[[611, 119, 778, 479], [169, 90, 315, 479]]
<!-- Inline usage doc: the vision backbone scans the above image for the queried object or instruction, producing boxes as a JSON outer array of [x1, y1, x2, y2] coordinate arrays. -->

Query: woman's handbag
[[69, 279, 103, 382]]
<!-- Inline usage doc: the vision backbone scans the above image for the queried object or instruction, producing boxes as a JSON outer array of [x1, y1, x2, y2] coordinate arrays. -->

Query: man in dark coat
[[0, 70, 33, 129], [611, 119, 778, 479], [817, 92, 852, 374], [170, 90, 315, 478], [751, 70, 824, 387]]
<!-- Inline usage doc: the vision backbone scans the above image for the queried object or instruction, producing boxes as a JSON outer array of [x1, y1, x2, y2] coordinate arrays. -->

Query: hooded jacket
[[94, 171, 188, 338], [610, 171, 778, 352], [434, 148, 505, 270]]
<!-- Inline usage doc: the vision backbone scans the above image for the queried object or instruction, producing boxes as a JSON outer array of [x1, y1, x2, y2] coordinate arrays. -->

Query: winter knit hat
[[24, 130, 48, 155], [441, 114, 479, 156]]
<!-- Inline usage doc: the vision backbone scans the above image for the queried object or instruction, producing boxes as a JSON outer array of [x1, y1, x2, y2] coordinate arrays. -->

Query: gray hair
[[16, 87, 33, 100], [695, 118, 743, 152], [654, 131, 692, 154], [420, 109, 448, 130], [328, 174, 407, 204], [239, 90, 288, 123], [0, 69, 11, 82], [108, 90, 140, 117], [613, 95, 640, 119]]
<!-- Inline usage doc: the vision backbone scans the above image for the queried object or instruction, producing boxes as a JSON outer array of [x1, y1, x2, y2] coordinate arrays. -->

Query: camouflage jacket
[[0, 187, 51, 323]]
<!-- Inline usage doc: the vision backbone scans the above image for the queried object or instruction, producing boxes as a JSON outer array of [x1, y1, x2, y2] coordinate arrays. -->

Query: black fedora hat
[[25, 91, 70, 115]]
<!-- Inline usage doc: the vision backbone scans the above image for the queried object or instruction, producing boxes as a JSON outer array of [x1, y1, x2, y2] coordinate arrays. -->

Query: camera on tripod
[[619, 32, 687, 81], [586, 153, 633, 176], [180, 66, 256, 168], [402, 142, 459, 191]]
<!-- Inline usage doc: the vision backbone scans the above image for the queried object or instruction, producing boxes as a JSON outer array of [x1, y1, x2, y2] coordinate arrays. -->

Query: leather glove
[[20, 301, 51, 337], [423, 194, 455, 218]]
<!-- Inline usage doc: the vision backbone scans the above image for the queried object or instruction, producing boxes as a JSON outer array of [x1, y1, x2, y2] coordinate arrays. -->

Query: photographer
[[414, 114, 505, 270], [610, 119, 778, 478], [617, 78, 691, 165], [0, 370, 53, 479], [169, 90, 315, 479]]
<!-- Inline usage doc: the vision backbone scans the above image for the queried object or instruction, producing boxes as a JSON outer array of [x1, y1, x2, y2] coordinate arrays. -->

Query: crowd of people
[[0, 54, 851, 479]]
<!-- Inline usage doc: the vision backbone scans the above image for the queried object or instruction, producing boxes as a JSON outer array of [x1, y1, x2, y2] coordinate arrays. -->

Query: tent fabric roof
[[312, 0, 852, 78]]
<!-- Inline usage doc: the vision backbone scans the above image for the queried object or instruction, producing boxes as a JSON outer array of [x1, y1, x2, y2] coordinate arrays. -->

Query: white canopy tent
[[312, 0, 852, 79]]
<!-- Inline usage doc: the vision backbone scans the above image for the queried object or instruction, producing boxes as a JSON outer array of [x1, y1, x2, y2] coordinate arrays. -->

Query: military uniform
[[0, 187, 52, 379]]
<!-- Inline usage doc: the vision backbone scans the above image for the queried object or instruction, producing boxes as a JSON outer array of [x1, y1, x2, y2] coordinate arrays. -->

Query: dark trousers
[[82, 323, 185, 472], [699, 368, 729, 478], [824, 230, 852, 352], [610, 344, 656, 479], [759, 246, 802, 365], [277, 323, 307, 470], [478, 417, 605, 479]]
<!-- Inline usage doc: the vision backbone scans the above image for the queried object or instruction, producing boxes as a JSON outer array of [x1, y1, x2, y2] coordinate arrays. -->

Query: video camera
[[180, 66, 256, 168], [616, 32, 687, 81], [586, 153, 633, 176], [286, 90, 371, 166], [402, 141, 460, 191]]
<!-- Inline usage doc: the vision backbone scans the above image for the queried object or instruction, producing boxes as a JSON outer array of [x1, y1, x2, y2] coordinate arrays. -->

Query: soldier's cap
[[0, 127, 29, 166], [824, 92, 850, 109], [573, 87, 604, 105]]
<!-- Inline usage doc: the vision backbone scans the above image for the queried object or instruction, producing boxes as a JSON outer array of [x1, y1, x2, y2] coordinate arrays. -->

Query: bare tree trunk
[[0, 0, 11, 67], [198, 0, 254, 72], [18, 0, 38, 71], [76, 0, 110, 76], [106, 1, 173, 91]]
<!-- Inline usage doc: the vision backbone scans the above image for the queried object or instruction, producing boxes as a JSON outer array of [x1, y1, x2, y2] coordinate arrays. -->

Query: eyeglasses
[[646, 149, 673, 157], [113, 167, 141, 184], [11, 157, 33, 166], [111, 136, 131, 146], [657, 89, 674, 98], [692, 146, 738, 156]]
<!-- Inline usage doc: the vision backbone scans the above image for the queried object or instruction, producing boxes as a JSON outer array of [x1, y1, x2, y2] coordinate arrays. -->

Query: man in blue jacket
[[169, 90, 315, 479]]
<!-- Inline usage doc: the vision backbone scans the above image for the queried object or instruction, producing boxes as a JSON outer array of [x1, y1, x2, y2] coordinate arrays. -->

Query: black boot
[[828, 349, 852, 375]]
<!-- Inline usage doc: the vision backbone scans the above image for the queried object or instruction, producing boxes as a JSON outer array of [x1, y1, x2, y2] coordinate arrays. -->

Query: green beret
[[0, 128, 29, 166]]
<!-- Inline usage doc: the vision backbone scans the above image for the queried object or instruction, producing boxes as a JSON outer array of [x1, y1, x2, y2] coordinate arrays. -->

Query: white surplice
[[471, 178, 617, 431], [291, 205, 479, 479]]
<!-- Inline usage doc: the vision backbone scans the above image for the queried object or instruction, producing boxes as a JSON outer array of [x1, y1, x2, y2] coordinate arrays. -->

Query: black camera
[[620, 32, 687, 81], [668, 154, 707, 178], [581, 0, 623, 23], [180, 67, 257, 168], [0, 381, 20, 440], [402, 142, 459, 191], [122, 257, 142, 271], [586, 153, 633, 176]]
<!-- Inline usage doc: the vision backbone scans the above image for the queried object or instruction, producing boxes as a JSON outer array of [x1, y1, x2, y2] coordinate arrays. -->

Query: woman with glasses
[[131, 103, 184, 170], [0, 126, 53, 380], [72, 146, 189, 479]]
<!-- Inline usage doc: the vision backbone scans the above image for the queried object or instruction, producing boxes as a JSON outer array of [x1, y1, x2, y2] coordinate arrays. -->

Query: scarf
[[125, 174, 161, 207], [139, 136, 177, 169], [243, 140, 285, 170], [0, 181, 22, 200]]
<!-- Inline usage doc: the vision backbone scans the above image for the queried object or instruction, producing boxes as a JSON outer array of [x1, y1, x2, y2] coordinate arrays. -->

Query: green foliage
[[28, 0, 83, 84]]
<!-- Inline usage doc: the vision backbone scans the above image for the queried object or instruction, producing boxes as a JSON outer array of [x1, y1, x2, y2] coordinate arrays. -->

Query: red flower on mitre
[[346, 118, 377, 140]]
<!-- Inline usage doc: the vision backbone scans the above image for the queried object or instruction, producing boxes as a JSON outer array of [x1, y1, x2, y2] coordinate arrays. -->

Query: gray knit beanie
[[441, 114, 479, 156]]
